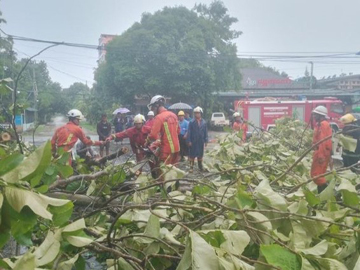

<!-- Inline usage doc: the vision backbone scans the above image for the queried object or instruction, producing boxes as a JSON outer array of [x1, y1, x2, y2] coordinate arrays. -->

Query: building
[[240, 68, 309, 90], [317, 74, 360, 90], [98, 34, 117, 64]]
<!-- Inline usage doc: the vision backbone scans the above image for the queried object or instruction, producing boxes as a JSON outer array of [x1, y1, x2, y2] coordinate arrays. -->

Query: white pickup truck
[[210, 112, 230, 129]]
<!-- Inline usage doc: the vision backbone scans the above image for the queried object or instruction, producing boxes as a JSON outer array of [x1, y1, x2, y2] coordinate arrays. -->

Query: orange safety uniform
[[311, 120, 332, 186], [233, 121, 247, 141], [112, 125, 151, 162], [51, 122, 101, 157], [148, 107, 180, 165]]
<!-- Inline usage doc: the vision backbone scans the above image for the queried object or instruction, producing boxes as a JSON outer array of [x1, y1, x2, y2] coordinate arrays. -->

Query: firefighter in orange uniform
[[146, 95, 180, 179], [311, 106, 332, 193], [51, 109, 103, 165], [232, 112, 247, 141], [106, 114, 151, 162]]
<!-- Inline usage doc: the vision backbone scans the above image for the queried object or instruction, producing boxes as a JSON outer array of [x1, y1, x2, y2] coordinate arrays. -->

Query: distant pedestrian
[[185, 111, 192, 122], [178, 111, 189, 161], [146, 95, 180, 179], [113, 112, 127, 133], [187, 107, 208, 172], [311, 106, 332, 193], [97, 114, 112, 157], [232, 112, 247, 141], [145, 111, 155, 128]]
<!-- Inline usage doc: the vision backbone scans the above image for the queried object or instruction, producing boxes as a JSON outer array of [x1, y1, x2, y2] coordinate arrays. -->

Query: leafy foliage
[[94, 1, 241, 117], [2, 118, 360, 269]]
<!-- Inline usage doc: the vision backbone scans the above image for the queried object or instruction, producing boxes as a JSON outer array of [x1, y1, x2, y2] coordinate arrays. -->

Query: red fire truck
[[234, 97, 344, 133]]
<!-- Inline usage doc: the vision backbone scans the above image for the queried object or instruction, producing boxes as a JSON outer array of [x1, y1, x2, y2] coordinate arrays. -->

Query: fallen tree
[[1, 118, 360, 269]]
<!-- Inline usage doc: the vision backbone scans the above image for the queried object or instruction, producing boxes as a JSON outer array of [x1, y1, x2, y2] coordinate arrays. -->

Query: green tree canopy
[[95, 1, 242, 116]]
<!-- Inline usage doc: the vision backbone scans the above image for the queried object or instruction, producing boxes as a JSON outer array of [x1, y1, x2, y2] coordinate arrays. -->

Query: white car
[[210, 112, 230, 128]]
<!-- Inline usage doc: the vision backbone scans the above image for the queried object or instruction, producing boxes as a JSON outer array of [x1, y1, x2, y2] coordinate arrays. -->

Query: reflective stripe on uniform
[[163, 122, 175, 153], [64, 133, 74, 145]]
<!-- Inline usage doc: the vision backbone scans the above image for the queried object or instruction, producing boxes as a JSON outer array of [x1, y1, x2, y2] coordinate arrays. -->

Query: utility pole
[[32, 68, 38, 124], [309, 61, 314, 91]]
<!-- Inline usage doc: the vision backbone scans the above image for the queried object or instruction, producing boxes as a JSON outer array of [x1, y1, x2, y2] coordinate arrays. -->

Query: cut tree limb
[[47, 192, 119, 206], [49, 171, 108, 190]]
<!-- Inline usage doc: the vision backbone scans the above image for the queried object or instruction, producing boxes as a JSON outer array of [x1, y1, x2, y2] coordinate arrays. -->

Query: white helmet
[[312, 106, 328, 117], [147, 95, 165, 110], [147, 111, 154, 116], [67, 109, 84, 120], [134, 114, 146, 124], [193, 106, 203, 113], [233, 112, 240, 117]]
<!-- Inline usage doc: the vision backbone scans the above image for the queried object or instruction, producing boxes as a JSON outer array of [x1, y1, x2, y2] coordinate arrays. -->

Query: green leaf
[[0, 232, 10, 249], [65, 235, 93, 247], [260, 244, 301, 270], [0, 153, 23, 176], [11, 207, 37, 238], [316, 258, 347, 270], [13, 250, 36, 270], [62, 218, 86, 232], [14, 231, 33, 246], [5, 186, 69, 220], [319, 180, 336, 201], [34, 231, 61, 266], [55, 164, 73, 178], [304, 190, 320, 207], [49, 201, 74, 226], [144, 214, 160, 238], [35, 185, 49, 193], [232, 189, 254, 209], [255, 179, 287, 211], [297, 240, 328, 256], [57, 254, 79, 270], [86, 180, 97, 196], [1, 141, 52, 183], [177, 230, 220, 270], [201, 230, 250, 256]]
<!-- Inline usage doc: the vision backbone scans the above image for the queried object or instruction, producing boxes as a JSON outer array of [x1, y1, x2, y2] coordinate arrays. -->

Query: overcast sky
[[2, 0, 360, 88]]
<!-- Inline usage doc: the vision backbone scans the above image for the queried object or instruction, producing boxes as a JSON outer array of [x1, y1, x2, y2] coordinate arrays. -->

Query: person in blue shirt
[[178, 111, 189, 161], [185, 111, 192, 122]]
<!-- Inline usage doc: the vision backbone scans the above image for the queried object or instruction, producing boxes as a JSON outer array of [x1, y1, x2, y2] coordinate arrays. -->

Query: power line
[[2, 29, 360, 61]]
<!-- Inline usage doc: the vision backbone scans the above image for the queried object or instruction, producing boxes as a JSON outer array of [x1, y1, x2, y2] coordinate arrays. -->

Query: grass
[[80, 120, 97, 133]]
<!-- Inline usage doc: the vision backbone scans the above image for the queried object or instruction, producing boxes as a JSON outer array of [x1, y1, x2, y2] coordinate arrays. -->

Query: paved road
[[22, 117, 227, 150]]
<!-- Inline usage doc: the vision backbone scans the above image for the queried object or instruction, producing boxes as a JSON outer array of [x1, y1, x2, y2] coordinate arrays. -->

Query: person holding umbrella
[[187, 107, 208, 172]]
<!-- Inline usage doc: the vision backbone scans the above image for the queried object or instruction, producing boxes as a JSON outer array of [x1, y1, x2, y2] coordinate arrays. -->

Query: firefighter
[[145, 111, 155, 128], [311, 106, 333, 193], [232, 112, 247, 141], [106, 114, 151, 163], [339, 113, 360, 168], [51, 109, 103, 165], [146, 95, 180, 179], [187, 106, 208, 172]]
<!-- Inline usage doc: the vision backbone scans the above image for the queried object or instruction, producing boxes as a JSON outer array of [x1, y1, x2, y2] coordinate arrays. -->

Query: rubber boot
[[189, 160, 194, 173], [198, 160, 204, 172]]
